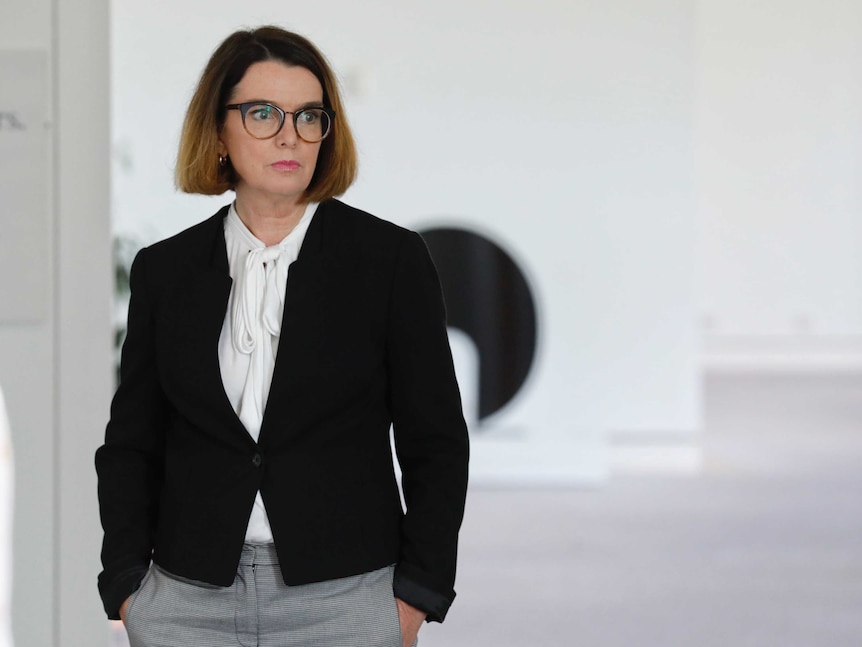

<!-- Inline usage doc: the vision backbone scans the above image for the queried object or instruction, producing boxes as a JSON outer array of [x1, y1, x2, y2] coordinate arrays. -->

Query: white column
[[0, 389, 13, 647], [54, 0, 112, 645]]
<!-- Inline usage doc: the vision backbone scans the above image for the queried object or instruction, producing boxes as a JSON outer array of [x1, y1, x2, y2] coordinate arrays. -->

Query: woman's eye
[[298, 110, 319, 124], [250, 105, 276, 121]]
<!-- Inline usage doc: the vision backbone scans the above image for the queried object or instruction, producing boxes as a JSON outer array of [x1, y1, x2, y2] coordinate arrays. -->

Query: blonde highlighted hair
[[176, 26, 357, 202]]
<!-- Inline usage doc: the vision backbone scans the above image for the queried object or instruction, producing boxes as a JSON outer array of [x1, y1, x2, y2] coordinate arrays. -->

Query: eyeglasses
[[224, 102, 335, 143]]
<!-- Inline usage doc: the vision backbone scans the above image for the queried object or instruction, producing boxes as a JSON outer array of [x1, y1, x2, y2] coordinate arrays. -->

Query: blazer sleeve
[[95, 248, 168, 619], [387, 231, 470, 623]]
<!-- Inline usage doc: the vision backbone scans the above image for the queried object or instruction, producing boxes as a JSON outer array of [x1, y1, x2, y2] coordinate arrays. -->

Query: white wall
[[112, 0, 702, 481], [0, 0, 111, 644], [696, 0, 862, 369]]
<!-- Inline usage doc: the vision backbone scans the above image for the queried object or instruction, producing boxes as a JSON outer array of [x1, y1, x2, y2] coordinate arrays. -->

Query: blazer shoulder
[[141, 206, 229, 270], [144, 205, 229, 262], [323, 199, 417, 253], [129, 205, 229, 296]]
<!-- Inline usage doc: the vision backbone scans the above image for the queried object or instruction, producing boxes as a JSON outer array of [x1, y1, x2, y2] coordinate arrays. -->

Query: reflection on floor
[[110, 375, 862, 646]]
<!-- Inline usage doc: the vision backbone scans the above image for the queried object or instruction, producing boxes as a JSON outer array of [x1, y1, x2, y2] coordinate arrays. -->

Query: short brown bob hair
[[176, 26, 357, 202]]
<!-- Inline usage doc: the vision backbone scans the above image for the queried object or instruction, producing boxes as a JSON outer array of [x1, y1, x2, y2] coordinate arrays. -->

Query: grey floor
[[420, 374, 862, 647]]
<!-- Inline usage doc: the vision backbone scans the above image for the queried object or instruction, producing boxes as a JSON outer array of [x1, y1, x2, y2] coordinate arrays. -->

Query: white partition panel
[[112, 0, 700, 484], [0, 0, 112, 644], [0, 50, 50, 323]]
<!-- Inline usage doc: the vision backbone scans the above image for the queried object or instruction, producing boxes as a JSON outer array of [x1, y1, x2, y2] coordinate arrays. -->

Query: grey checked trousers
[[123, 544, 414, 647]]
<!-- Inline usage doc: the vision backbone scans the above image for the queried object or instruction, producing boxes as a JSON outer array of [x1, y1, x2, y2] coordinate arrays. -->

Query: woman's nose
[[275, 119, 298, 147]]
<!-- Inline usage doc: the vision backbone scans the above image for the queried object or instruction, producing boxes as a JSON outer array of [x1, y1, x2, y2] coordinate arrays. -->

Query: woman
[[96, 26, 469, 647]]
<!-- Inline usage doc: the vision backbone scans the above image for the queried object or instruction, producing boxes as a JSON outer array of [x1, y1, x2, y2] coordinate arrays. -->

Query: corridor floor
[[421, 374, 862, 647]]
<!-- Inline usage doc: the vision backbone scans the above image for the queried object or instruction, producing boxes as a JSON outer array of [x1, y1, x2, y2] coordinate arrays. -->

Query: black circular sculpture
[[419, 227, 538, 422]]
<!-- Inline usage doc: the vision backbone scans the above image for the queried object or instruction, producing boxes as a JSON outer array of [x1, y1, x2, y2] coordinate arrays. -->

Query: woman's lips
[[272, 160, 300, 171]]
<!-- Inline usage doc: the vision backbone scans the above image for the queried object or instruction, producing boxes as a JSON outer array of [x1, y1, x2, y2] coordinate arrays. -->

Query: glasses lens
[[243, 103, 282, 139], [295, 109, 332, 143]]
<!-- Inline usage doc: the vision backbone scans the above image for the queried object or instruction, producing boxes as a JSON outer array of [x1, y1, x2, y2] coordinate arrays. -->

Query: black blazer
[[96, 199, 469, 622]]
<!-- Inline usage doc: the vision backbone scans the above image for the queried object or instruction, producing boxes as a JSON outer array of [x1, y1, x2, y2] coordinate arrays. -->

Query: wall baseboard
[[703, 334, 862, 373], [608, 430, 702, 475]]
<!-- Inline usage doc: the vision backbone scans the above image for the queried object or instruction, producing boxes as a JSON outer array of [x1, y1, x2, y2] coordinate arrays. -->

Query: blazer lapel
[[259, 201, 357, 444], [161, 206, 253, 444]]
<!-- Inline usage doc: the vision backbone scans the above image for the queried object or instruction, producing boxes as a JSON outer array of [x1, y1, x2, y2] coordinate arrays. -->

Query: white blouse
[[218, 201, 318, 543]]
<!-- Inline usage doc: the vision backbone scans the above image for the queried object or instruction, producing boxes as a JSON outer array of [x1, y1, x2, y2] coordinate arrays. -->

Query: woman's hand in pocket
[[395, 598, 426, 647], [119, 596, 132, 626]]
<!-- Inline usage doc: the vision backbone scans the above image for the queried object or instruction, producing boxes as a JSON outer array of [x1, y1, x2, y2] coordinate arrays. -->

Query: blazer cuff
[[98, 564, 149, 620], [392, 564, 456, 623]]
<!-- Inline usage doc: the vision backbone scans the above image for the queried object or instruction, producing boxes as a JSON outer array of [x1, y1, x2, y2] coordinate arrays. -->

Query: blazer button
[[252, 453, 263, 467]]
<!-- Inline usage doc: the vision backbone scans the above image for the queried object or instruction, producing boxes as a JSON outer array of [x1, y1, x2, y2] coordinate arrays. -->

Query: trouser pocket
[[124, 564, 235, 647]]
